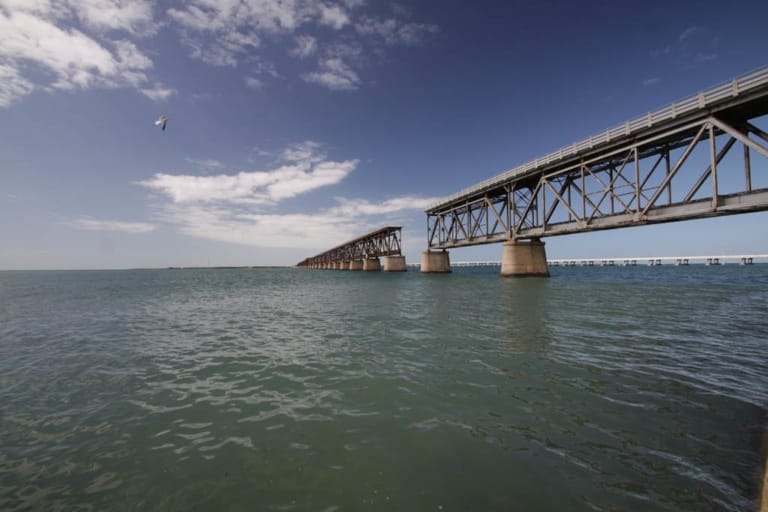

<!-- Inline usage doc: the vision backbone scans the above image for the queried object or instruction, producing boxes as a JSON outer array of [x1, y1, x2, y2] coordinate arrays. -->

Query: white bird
[[154, 114, 168, 131]]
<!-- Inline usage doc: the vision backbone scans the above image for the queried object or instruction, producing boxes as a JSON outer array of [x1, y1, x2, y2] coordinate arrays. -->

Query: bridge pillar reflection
[[383, 255, 407, 271], [420, 250, 451, 273], [501, 239, 550, 277]]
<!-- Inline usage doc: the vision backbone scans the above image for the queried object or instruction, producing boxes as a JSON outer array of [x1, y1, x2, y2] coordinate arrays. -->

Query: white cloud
[[0, 63, 34, 106], [303, 57, 360, 91], [68, 218, 157, 233], [71, 0, 154, 34], [328, 196, 440, 216], [318, 3, 349, 29], [138, 144, 358, 204], [0, 5, 156, 105]]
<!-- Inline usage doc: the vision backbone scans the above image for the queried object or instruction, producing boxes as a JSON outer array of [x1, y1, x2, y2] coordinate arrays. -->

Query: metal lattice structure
[[426, 67, 768, 249], [296, 226, 402, 267]]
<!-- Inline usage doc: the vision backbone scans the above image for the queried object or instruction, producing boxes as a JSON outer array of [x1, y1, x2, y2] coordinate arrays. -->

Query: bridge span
[[296, 226, 407, 271], [422, 66, 768, 276]]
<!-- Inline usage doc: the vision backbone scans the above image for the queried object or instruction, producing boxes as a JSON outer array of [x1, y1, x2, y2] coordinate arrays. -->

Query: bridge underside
[[427, 108, 768, 249], [297, 226, 404, 270]]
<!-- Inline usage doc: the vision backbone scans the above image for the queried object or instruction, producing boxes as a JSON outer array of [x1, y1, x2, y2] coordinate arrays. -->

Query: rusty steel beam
[[296, 226, 402, 267]]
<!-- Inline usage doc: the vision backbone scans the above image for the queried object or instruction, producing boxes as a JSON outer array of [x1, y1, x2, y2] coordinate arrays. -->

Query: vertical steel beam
[[710, 124, 719, 208], [634, 147, 640, 213]]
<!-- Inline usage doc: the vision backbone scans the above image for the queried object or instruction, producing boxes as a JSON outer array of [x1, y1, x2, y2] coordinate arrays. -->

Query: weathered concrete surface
[[420, 250, 451, 273], [363, 257, 381, 271], [383, 255, 407, 272], [500, 239, 550, 277], [339, 261, 350, 270], [349, 260, 363, 271]]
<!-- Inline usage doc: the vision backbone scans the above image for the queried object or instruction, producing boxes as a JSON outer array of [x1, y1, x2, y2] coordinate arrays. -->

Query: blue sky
[[1, 0, 768, 270]]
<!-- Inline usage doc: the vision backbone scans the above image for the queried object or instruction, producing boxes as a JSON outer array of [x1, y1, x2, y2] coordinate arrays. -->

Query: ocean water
[[0, 265, 766, 511]]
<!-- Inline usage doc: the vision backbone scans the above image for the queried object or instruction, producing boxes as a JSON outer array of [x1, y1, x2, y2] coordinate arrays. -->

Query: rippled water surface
[[1, 265, 767, 511]]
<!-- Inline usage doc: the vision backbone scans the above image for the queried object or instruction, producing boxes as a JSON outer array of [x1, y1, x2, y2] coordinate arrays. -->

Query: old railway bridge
[[296, 226, 406, 271], [299, 66, 768, 276]]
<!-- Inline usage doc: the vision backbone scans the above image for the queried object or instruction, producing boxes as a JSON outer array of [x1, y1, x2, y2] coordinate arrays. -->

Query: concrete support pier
[[500, 239, 550, 277], [339, 261, 350, 270], [363, 257, 381, 271], [349, 260, 363, 271], [383, 255, 407, 272], [420, 250, 451, 273]]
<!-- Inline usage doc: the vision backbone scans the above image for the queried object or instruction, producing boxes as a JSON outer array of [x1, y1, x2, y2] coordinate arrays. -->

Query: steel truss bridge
[[296, 226, 402, 267], [426, 66, 768, 249]]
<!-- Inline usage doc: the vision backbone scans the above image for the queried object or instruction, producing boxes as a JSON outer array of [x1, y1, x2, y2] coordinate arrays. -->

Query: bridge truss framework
[[426, 67, 768, 249], [296, 226, 402, 268]]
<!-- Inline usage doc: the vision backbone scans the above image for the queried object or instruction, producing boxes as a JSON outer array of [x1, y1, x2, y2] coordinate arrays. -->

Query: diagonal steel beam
[[641, 123, 708, 217]]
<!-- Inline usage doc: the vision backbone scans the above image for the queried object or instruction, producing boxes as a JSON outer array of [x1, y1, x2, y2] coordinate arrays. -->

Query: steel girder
[[296, 226, 402, 267], [427, 114, 768, 249]]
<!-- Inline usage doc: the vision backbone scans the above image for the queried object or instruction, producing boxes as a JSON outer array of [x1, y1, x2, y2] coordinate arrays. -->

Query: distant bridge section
[[422, 66, 768, 276], [296, 226, 407, 271]]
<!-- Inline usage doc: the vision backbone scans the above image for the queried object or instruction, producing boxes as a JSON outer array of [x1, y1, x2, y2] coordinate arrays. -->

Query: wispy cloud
[[167, 0, 436, 91], [642, 77, 660, 87], [186, 157, 225, 171], [290, 35, 318, 59], [355, 17, 439, 45], [141, 84, 176, 101], [303, 57, 360, 91], [0, 0, 438, 105], [654, 26, 719, 65], [139, 142, 357, 204], [153, 195, 437, 249], [139, 142, 438, 248], [245, 76, 265, 89], [67, 218, 157, 233]]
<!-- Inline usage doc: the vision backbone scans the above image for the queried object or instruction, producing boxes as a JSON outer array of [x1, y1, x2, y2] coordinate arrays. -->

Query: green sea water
[[1, 265, 766, 511]]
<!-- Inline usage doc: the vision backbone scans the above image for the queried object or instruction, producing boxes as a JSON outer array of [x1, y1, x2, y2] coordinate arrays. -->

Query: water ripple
[[0, 267, 765, 511]]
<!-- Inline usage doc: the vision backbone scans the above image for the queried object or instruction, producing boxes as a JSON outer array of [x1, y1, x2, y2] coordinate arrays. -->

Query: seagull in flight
[[155, 114, 168, 131]]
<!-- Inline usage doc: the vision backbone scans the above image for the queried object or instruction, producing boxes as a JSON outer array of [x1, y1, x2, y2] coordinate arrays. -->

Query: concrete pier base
[[383, 255, 407, 272], [363, 257, 381, 271], [500, 239, 550, 277], [349, 260, 363, 271], [339, 261, 350, 270], [420, 250, 451, 273]]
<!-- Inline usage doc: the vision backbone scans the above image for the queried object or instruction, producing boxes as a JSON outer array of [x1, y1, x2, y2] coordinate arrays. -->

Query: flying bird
[[154, 114, 168, 131]]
